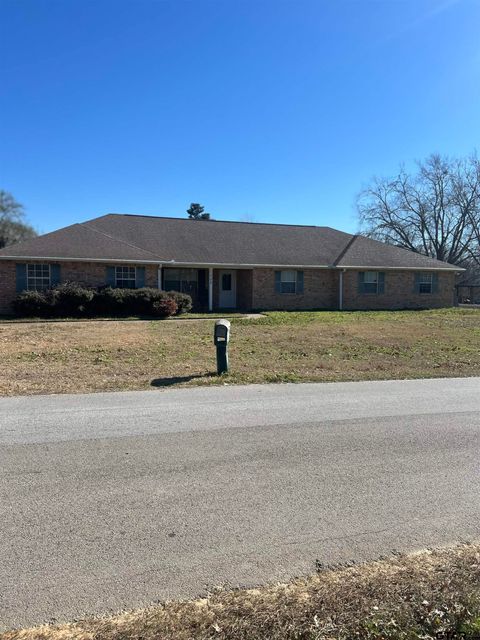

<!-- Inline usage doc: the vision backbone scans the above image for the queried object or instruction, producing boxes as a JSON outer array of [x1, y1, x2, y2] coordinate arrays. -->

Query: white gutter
[[0, 256, 463, 271], [337, 265, 463, 272], [0, 256, 164, 265]]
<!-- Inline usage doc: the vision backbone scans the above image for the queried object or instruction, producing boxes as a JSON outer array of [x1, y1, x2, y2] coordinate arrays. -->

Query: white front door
[[218, 270, 236, 308]]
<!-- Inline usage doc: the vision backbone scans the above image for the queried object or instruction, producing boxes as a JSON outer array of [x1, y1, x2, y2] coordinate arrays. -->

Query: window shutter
[[16, 264, 27, 293], [106, 266, 116, 287], [358, 272, 365, 294], [378, 272, 385, 294], [50, 264, 61, 287], [296, 271, 304, 294], [274, 271, 282, 294], [135, 266, 145, 289], [432, 272, 439, 294], [414, 273, 421, 293]]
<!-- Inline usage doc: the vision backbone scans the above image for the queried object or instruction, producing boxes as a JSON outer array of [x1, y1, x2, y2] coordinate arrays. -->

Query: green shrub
[[124, 288, 166, 315], [52, 282, 94, 317], [13, 290, 53, 317], [88, 287, 128, 316], [165, 291, 193, 315], [152, 297, 178, 318], [13, 285, 190, 318]]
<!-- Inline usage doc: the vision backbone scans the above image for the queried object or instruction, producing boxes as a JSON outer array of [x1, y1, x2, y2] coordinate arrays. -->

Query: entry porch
[[160, 266, 253, 311]]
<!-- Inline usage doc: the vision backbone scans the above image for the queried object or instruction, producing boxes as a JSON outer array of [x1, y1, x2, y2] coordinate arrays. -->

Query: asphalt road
[[1, 377, 480, 630]]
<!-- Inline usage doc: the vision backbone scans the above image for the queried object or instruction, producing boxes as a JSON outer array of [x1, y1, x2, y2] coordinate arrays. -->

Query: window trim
[[418, 272, 433, 294], [359, 271, 385, 295], [274, 270, 304, 295], [279, 270, 297, 294], [26, 263, 52, 291], [115, 265, 137, 289]]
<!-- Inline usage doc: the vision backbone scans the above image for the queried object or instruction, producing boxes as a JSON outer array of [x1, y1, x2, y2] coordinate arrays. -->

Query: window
[[275, 270, 304, 294], [164, 268, 198, 295], [418, 272, 433, 294], [27, 264, 51, 291], [115, 266, 136, 288], [359, 271, 385, 294], [280, 271, 297, 293], [363, 271, 379, 294], [222, 273, 232, 291]]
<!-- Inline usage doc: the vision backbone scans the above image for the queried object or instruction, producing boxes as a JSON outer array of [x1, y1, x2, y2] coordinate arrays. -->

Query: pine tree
[[186, 203, 211, 220]]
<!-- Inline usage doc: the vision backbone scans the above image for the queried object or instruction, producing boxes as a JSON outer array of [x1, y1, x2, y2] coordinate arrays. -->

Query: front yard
[[0, 308, 479, 396]]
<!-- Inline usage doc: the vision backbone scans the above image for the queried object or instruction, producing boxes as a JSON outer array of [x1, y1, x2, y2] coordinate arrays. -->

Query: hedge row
[[13, 283, 192, 318]]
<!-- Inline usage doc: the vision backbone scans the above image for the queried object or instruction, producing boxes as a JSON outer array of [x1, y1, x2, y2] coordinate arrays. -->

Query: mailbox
[[214, 319, 231, 374], [214, 319, 231, 345]]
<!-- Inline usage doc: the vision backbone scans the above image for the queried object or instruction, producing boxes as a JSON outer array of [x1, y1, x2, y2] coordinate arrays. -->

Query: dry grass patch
[[1, 308, 480, 396], [3, 543, 480, 640]]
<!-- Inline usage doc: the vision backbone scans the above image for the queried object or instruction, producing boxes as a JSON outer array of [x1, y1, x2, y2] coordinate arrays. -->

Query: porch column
[[208, 267, 213, 311], [157, 264, 163, 290]]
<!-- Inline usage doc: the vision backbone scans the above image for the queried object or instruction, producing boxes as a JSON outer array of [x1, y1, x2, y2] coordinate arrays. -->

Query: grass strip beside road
[[1, 308, 480, 396], [3, 543, 480, 640]]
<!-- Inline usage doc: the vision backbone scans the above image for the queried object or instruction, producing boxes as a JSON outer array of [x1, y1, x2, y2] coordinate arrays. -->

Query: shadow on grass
[[150, 373, 217, 387]]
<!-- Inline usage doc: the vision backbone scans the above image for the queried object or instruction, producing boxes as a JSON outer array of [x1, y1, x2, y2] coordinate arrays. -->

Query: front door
[[218, 270, 236, 308]]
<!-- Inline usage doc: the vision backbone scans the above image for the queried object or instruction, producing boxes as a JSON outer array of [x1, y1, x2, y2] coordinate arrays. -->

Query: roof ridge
[[81, 222, 165, 260], [102, 213, 329, 230]]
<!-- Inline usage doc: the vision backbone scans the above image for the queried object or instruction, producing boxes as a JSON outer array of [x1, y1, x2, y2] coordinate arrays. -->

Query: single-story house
[[0, 213, 462, 313]]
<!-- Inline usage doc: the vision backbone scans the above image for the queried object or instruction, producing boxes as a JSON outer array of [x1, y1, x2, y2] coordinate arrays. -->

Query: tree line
[[358, 153, 480, 273], [0, 190, 36, 249]]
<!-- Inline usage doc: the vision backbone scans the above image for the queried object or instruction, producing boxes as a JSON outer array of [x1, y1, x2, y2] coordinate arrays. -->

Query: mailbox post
[[214, 319, 231, 375]]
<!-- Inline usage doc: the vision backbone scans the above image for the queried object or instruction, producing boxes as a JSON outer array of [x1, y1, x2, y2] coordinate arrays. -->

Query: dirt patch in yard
[[1, 308, 480, 396], [3, 543, 480, 639]]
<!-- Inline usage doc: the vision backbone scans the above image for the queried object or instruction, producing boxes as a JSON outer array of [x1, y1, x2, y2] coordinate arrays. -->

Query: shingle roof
[[335, 234, 459, 270], [0, 222, 161, 262], [0, 213, 460, 270]]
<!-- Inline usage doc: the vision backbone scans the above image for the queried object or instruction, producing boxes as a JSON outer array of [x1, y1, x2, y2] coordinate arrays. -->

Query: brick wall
[[236, 269, 253, 310], [342, 270, 457, 310], [60, 262, 158, 288], [252, 268, 339, 310], [0, 261, 17, 315], [0, 260, 159, 314], [0, 260, 458, 315]]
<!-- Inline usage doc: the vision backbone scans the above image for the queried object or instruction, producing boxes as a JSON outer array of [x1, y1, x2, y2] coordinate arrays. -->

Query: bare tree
[[0, 190, 36, 248], [357, 154, 480, 267]]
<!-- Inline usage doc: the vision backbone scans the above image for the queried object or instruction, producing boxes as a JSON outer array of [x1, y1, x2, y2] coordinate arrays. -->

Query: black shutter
[[274, 271, 282, 293], [358, 272, 365, 294], [16, 264, 27, 292]]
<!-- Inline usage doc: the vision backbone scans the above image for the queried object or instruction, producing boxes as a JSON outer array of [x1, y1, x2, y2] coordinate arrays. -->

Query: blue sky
[[1, 0, 480, 234]]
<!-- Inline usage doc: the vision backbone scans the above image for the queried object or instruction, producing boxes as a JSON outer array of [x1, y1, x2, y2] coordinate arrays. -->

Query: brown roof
[[0, 214, 460, 270], [335, 234, 460, 270]]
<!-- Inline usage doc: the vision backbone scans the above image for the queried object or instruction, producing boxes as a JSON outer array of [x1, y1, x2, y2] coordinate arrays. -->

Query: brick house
[[0, 214, 462, 314]]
